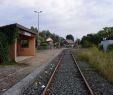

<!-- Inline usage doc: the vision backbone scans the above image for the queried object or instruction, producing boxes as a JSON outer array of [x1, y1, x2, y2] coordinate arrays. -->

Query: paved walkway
[[0, 49, 63, 94]]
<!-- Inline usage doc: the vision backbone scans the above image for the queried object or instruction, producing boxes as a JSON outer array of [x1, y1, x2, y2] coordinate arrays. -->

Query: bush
[[82, 40, 93, 48], [107, 44, 113, 52], [40, 42, 48, 46], [98, 45, 103, 51], [39, 42, 48, 50], [73, 46, 113, 84]]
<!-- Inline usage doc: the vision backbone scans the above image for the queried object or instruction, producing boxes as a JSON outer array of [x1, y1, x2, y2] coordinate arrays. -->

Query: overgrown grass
[[73, 47, 113, 84]]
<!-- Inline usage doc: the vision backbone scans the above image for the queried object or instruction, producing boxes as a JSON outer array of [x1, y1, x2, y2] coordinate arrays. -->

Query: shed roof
[[46, 37, 53, 42], [65, 39, 74, 44], [0, 23, 37, 35]]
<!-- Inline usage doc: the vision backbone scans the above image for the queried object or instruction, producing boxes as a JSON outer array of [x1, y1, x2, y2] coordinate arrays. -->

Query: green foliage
[[59, 37, 65, 47], [31, 26, 65, 47], [0, 32, 9, 64], [40, 42, 48, 46], [40, 30, 61, 43], [98, 45, 103, 51], [76, 39, 81, 44], [81, 40, 93, 48], [31, 26, 38, 32], [66, 34, 74, 41], [81, 34, 102, 48], [39, 42, 48, 50], [37, 35, 45, 44], [81, 27, 113, 48], [0, 26, 18, 44], [39, 30, 51, 39], [107, 44, 113, 52], [74, 47, 113, 84], [0, 26, 18, 64], [39, 30, 64, 46]]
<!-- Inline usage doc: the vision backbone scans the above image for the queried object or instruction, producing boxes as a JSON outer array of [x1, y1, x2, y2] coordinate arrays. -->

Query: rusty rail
[[42, 52, 64, 95], [71, 52, 95, 95], [42, 50, 94, 95]]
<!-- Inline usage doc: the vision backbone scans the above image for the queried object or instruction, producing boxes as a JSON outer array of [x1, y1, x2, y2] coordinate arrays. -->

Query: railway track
[[41, 50, 94, 95]]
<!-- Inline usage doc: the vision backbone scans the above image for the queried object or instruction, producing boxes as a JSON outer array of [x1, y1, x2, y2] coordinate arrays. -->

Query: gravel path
[[77, 61, 113, 95], [47, 50, 89, 95]]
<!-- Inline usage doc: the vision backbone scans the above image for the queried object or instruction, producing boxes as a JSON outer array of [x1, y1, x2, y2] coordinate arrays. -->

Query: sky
[[0, 0, 113, 39]]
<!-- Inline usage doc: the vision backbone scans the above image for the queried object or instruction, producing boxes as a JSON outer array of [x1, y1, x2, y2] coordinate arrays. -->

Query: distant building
[[46, 37, 54, 49], [0, 23, 37, 62], [65, 39, 74, 48], [99, 40, 113, 51]]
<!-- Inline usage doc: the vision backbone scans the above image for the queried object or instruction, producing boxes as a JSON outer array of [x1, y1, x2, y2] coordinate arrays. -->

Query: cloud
[[0, 0, 113, 39]]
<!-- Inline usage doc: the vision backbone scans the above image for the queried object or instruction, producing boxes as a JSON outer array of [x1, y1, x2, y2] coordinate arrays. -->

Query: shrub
[[107, 44, 113, 52], [82, 40, 93, 48], [73, 47, 113, 84], [98, 45, 103, 51], [40, 42, 48, 46], [39, 42, 48, 50]]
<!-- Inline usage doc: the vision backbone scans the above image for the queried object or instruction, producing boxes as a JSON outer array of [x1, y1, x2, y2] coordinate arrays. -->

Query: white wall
[[100, 40, 113, 51]]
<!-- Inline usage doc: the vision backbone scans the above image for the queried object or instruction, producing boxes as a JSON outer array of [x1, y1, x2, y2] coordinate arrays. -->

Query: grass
[[73, 47, 113, 84]]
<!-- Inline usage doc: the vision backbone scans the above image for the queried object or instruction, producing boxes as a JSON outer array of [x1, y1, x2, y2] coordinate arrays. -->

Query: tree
[[31, 26, 38, 32], [76, 39, 81, 44], [30, 26, 65, 47], [81, 26, 113, 48], [59, 37, 65, 47], [66, 34, 74, 41]]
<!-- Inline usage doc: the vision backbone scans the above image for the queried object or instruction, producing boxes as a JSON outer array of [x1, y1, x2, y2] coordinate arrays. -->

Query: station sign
[[24, 32, 31, 36]]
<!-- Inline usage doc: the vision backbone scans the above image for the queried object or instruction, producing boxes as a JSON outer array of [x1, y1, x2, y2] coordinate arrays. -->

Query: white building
[[100, 40, 113, 51]]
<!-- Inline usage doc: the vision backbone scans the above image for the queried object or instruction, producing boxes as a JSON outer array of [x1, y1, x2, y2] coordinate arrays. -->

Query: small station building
[[0, 23, 37, 62], [65, 39, 75, 48]]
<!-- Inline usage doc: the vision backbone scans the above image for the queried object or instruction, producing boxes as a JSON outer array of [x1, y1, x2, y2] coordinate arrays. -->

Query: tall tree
[[66, 34, 74, 41], [31, 26, 38, 32], [81, 26, 113, 48]]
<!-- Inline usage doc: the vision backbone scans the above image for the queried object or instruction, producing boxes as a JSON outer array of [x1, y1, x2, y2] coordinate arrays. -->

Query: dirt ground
[[0, 49, 63, 94]]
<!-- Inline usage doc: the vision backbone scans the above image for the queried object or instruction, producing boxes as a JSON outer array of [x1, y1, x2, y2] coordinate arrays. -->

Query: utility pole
[[34, 11, 43, 47]]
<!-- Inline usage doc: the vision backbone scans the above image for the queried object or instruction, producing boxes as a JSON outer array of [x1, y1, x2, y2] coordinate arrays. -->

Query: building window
[[21, 39, 29, 48]]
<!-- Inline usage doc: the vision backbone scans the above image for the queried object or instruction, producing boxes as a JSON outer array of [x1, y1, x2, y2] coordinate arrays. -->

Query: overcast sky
[[0, 0, 113, 39]]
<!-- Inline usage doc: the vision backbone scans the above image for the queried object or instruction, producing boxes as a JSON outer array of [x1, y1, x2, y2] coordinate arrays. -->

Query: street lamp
[[34, 10, 43, 47]]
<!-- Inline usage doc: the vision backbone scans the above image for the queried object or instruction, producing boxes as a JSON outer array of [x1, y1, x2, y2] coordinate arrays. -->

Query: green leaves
[[66, 34, 74, 41], [0, 26, 18, 64], [0, 32, 9, 64], [81, 27, 113, 48]]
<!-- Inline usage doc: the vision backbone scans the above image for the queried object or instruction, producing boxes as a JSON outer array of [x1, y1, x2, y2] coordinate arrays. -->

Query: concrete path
[[0, 49, 63, 95]]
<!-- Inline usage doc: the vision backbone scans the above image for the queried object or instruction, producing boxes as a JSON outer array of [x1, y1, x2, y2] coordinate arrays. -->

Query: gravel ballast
[[77, 61, 113, 95], [23, 51, 64, 95], [47, 50, 90, 95]]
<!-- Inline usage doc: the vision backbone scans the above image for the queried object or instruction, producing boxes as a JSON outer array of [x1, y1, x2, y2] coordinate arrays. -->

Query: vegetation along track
[[42, 50, 94, 95]]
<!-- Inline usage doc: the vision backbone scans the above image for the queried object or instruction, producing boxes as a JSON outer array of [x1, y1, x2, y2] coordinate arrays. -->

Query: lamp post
[[34, 11, 43, 47]]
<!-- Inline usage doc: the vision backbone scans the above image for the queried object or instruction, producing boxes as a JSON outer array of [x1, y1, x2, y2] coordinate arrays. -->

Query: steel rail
[[42, 50, 94, 95], [41, 52, 64, 95], [71, 52, 95, 95]]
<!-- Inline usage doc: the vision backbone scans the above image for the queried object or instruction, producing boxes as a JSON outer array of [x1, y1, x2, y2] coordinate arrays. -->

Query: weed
[[73, 47, 113, 84]]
